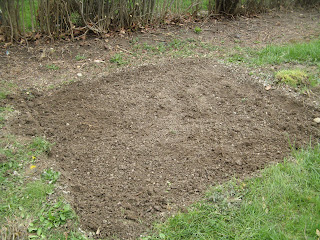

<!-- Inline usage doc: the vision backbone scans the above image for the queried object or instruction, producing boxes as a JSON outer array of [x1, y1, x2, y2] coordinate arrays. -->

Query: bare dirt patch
[[8, 58, 320, 239]]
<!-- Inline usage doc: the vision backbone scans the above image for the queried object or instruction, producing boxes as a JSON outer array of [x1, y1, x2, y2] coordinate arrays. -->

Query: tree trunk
[[215, 0, 240, 15]]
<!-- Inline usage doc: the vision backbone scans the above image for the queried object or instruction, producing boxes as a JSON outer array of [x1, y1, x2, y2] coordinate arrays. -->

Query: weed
[[28, 201, 75, 238], [28, 137, 52, 155], [130, 37, 140, 44], [48, 84, 55, 90], [186, 38, 196, 43], [0, 91, 7, 100], [41, 169, 60, 184], [194, 26, 202, 34], [62, 79, 76, 85], [199, 42, 218, 51], [168, 39, 184, 49], [75, 54, 86, 61], [143, 43, 158, 52], [46, 64, 59, 70], [157, 43, 167, 54], [228, 53, 245, 63], [110, 53, 127, 66], [0, 81, 16, 100]]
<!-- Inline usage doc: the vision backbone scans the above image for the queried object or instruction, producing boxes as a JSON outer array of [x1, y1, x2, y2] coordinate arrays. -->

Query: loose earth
[[8, 58, 320, 239]]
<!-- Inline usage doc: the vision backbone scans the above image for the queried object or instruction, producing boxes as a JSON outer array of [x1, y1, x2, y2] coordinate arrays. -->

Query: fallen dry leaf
[[4, 42, 12, 48]]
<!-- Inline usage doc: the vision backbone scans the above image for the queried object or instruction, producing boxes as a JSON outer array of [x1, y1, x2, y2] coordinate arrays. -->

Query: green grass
[[227, 39, 320, 66], [236, 39, 320, 66], [227, 39, 320, 90], [0, 91, 7, 100], [110, 53, 128, 66], [75, 54, 86, 61], [252, 39, 320, 65], [0, 81, 16, 101], [46, 64, 59, 70], [143, 144, 320, 240], [0, 136, 87, 239], [131, 38, 218, 59]]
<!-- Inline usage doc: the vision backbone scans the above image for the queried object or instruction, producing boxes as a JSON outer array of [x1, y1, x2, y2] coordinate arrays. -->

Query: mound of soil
[[9, 59, 320, 239]]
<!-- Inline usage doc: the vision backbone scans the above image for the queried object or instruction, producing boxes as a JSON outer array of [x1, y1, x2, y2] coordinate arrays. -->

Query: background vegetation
[[0, 0, 318, 42]]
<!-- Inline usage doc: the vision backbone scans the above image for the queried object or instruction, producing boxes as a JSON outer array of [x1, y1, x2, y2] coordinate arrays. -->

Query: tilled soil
[[8, 58, 320, 239]]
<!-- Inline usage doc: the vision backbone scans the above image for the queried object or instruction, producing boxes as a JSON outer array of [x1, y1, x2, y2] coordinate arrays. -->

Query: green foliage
[[28, 137, 52, 155], [145, 145, 320, 240], [228, 53, 246, 63], [0, 91, 7, 100], [0, 135, 85, 239], [46, 64, 59, 70], [28, 201, 75, 239], [70, 12, 82, 26], [0, 81, 16, 100], [227, 39, 320, 66], [194, 26, 203, 34], [41, 169, 60, 184], [75, 54, 86, 61], [110, 53, 127, 66], [21, 0, 38, 31], [252, 39, 320, 65], [275, 69, 317, 88], [226, 39, 320, 92]]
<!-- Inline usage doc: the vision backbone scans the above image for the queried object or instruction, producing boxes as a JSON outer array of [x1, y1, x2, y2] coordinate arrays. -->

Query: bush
[[0, 0, 318, 41]]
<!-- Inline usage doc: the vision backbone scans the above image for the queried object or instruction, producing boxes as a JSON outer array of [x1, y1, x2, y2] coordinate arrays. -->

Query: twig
[[117, 46, 134, 55]]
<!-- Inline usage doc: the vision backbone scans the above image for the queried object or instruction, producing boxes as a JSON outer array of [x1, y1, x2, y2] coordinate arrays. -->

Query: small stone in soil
[[313, 118, 320, 124]]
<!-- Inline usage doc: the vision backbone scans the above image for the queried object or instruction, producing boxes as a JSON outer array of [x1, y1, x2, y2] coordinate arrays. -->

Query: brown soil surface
[[8, 58, 320, 239], [2, 9, 320, 240]]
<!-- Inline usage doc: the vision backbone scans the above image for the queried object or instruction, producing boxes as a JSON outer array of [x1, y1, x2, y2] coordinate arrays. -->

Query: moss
[[275, 69, 310, 87]]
